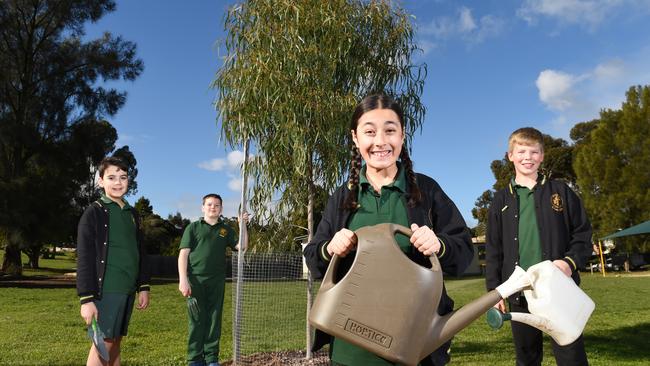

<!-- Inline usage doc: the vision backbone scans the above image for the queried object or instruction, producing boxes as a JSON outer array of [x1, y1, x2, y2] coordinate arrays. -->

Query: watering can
[[487, 260, 595, 346], [308, 223, 530, 366]]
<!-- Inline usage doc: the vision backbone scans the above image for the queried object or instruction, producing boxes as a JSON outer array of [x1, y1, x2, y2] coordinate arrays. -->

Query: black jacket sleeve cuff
[[79, 294, 95, 305], [319, 241, 332, 262], [138, 284, 151, 292], [562, 256, 578, 272]]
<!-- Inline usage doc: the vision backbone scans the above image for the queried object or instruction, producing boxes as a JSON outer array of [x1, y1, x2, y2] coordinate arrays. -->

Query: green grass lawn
[[0, 249, 77, 277], [1, 257, 649, 365]]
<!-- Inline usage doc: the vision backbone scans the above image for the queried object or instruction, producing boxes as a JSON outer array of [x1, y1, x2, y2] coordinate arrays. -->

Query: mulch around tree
[[221, 350, 329, 366]]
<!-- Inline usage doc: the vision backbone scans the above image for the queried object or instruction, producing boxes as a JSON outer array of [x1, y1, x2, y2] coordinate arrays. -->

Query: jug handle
[[390, 224, 442, 273], [320, 251, 343, 290], [321, 224, 442, 288]]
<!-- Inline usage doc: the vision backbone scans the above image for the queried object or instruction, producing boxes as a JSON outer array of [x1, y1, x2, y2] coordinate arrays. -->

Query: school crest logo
[[219, 228, 228, 237], [551, 193, 563, 212]]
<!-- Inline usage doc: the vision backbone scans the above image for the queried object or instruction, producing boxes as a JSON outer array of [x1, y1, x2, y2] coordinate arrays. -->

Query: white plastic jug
[[524, 260, 595, 344], [488, 260, 595, 346]]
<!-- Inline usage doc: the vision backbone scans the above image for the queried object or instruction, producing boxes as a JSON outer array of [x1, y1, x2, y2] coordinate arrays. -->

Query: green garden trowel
[[87, 317, 109, 361], [187, 296, 199, 321]]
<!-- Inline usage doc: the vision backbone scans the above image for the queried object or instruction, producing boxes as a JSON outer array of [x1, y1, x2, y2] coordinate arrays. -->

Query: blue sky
[[85, 0, 650, 226]]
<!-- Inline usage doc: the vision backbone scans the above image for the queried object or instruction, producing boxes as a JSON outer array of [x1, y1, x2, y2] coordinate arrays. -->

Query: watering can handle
[[391, 224, 442, 273], [321, 224, 442, 288]]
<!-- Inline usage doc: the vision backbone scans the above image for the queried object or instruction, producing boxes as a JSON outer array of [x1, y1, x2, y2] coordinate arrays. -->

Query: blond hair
[[508, 127, 544, 152]]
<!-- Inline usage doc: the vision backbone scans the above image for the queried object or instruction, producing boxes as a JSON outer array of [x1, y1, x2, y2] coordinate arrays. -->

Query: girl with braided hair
[[304, 93, 473, 366]]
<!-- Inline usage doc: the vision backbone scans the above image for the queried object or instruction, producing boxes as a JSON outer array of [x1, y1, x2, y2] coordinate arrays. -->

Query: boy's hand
[[327, 228, 357, 258], [493, 299, 506, 313], [136, 291, 149, 310], [410, 223, 441, 256], [179, 278, 192, 297], [239, 211, 251, 224], [552, 259, 572, 277], [80, 302, 98, 325]]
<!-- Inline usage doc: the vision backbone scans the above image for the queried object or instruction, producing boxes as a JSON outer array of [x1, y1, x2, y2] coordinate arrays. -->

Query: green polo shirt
[[180, 219, 236, 276], [332, 164, 410, 366], [513, 179, 543, 270], [101, 195, 139, 294]]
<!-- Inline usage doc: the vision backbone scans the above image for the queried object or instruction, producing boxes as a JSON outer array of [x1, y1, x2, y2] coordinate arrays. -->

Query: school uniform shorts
[[94, 292, 136, 339]]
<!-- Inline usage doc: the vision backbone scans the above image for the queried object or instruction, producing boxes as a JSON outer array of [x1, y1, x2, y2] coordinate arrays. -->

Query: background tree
[[573, 85, 650, 252], [213, 0, 426, 251], [133, 198, 191, 256], [113, 145, 139, 196], [134, 197, 154, 218], [471, 190, 493, 236], [168, 211, 191, 231], [69, 120, 119, 209], [0, 0, 143, 274]]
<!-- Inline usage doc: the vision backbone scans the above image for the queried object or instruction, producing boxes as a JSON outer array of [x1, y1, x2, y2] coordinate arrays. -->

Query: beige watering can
[[308, 223, 530, 366], [487, 260, 595, 346]]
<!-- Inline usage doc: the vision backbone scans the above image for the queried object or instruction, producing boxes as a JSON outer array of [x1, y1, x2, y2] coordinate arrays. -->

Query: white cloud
[[535, 52, 650, 136], [517, 0, 650, 29], [418, 40, 439, 56], [198, 149, 257, 193], [536, 70, 580, 111], [593, 59, 625, 80], [198, 158, 227, 171], [475, 15, 505, 43], [459, 7, 477, 32], [227, 150, 245, 167], [419, 6, 504, 47], [198, 149, 253, 172], [228, 177, 242, 192]]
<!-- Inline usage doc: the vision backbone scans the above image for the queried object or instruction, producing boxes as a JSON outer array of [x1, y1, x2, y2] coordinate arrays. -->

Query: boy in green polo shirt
[[178, 193, 248, 366], [77, 156, 150, 366], [485, 127, 592, 365]]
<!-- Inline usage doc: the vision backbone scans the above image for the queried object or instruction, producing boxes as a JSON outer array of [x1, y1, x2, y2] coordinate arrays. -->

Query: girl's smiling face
[[352, 108, 404, 173]]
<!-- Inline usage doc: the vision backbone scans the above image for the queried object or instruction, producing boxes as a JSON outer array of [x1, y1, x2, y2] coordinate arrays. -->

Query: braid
[[344, 146, 362, 210], [400, 148, 421, 207]]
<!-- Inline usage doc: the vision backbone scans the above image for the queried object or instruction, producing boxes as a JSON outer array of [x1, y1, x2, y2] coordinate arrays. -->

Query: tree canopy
[[573, 85, 650, 249], [213, 0, 426, 248], [0, 0, 143, 274]]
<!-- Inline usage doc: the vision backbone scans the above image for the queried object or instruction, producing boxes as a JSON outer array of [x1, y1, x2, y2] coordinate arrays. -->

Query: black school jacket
[[303, 173, 473, 365], [485, 176, 592, 303], [76, 200, 150, 304]]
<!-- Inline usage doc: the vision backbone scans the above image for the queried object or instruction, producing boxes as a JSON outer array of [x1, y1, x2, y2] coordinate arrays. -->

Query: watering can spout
[[426, 290, 503, 356], [424, 266, 534, 356]]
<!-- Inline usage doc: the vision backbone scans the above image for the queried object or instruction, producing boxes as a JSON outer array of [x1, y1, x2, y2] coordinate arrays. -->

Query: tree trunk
[[1, 244, 23, 276], [305, 171, 315, 359], [26, 247, 40, 269]]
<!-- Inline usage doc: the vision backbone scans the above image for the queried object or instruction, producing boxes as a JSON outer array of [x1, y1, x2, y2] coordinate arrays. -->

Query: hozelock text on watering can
[[308, 223, 531, 366], [487, 260, 595, 346]]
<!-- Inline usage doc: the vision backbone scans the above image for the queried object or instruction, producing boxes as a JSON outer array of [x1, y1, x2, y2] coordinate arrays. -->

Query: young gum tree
[[213, 0, 426, 249], [212, 0, 426, 357]]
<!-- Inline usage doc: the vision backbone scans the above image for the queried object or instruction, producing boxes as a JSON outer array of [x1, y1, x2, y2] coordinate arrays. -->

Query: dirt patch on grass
[[0, 274, 76, 288]]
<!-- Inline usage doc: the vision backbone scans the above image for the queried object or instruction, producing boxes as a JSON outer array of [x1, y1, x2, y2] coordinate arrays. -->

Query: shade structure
[[601, 220, 650, 240]]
